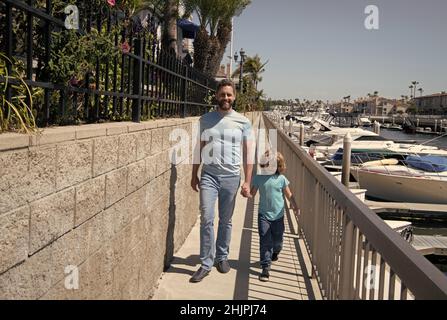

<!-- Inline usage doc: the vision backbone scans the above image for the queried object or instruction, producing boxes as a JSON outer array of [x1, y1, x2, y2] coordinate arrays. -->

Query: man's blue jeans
[[258, 214, 285, 268], [199, 171, 240, 271]]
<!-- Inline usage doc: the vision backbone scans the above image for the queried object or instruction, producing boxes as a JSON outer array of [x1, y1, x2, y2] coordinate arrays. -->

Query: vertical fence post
[[342, 133, 352, 188], [26, 0, 34, 80], [132, 37, 143, 122], [340, 216, 355, 299], [182, 65, 188, 118], [43, 0, 52, 126], [5, 2, 13, 104]]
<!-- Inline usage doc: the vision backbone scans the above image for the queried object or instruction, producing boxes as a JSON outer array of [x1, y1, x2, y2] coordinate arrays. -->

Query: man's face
[[216, 85, 235, 111]]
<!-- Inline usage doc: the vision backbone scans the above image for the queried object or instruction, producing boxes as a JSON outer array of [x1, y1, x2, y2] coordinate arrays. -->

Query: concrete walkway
[[152, 190, 322, 300]]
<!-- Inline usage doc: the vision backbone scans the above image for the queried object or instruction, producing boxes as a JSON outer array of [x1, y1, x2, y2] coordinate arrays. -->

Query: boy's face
[[216, 85, 235, 111]]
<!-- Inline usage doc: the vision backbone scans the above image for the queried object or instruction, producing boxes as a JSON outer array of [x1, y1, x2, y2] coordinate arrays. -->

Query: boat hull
[[353, 169, 447, 204]]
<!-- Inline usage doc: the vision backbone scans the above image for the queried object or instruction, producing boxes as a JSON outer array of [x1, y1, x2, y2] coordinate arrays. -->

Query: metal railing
[[0, 0, 216, 126], [263, 113, 447, 300]]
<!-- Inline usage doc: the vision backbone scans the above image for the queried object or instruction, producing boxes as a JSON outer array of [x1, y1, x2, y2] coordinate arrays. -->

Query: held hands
[[240, 182, 251, 198]]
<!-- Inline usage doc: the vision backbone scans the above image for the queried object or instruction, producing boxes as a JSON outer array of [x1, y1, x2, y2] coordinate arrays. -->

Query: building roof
[[414, 92, 447, 99]]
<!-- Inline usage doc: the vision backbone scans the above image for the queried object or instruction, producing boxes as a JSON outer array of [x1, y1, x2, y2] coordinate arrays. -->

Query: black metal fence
[[0, 0, 216, 127]]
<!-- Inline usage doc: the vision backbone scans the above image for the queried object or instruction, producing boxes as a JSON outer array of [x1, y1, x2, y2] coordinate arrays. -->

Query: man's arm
[[241, 139, 254, 197], [191, 141, 206, 192]]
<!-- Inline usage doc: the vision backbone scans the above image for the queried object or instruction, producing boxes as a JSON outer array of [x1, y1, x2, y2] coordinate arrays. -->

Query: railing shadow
[[284, 205, 317, 300], [233, 196, 255, 299]]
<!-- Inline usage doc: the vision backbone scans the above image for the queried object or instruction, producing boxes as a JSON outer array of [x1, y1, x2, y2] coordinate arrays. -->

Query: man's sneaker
[[272, 251, 280, 262], [190, 267, 210, 283], [259, 268, 270, 282], [216, 260, 231, 273]]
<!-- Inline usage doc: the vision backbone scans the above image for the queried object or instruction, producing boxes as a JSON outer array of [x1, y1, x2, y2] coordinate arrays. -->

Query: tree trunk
[[162, 0, 178, 56], [193, 27, 209, 72], [193, 20, 232, 78], [205, 20, 232, 77]]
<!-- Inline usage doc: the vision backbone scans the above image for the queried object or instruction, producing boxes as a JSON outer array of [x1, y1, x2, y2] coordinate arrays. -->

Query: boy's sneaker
[[272, 251, 280, 262], [259, 268, 270, 282]]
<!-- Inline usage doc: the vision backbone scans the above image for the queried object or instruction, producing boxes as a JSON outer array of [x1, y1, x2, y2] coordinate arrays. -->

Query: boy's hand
[[240, 182, 251, 198]]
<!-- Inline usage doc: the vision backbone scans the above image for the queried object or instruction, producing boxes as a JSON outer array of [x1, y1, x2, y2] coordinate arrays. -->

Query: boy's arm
[[284, 186, 298, 212], [250, 186, 258, 197]]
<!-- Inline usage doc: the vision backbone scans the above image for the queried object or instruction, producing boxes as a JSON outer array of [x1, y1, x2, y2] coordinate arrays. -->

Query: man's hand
[[240, 182, 251, 198], [191, 175, 200, 192]]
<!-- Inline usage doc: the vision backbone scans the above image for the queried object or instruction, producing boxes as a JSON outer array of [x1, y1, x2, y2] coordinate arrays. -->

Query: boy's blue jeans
[[258, 214, 285, 268], [199, 171, 240, 271]]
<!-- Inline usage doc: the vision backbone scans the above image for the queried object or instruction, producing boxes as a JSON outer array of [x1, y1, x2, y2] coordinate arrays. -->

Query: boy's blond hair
[[260, 150, 286, 174]]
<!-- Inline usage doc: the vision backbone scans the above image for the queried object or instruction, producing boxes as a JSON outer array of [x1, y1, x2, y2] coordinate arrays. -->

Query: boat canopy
[[406, 155, 447, 172]]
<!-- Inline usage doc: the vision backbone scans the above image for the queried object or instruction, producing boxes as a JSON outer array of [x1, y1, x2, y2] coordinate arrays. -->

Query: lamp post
[[233, 48, 246, 94], [233, 49, 247, 113], [410, 81, 420, 114]]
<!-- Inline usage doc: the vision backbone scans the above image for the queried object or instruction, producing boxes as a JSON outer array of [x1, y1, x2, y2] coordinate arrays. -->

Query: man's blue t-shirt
[[252, 174, 290, 221], [200, 109, 252, 177]]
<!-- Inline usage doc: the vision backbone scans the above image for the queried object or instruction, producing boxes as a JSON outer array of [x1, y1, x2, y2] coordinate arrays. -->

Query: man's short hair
[[216, 79, 236, 94]]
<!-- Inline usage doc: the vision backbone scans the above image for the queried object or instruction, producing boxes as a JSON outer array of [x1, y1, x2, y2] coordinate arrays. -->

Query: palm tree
[[183, 0, 251, 77], [418, 88, 424, 97], [134, 0, 178, 54], [232, 54, 268, 90], [409, 85, 414, 98], [162, 0, 179, 54], [411, 81, 419, 98]]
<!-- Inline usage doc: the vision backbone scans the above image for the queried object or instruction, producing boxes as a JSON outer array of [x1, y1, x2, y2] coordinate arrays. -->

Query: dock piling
[[342, 133, 352, 188], [373, 121, 381, 135], [300, 123, 305, 146]]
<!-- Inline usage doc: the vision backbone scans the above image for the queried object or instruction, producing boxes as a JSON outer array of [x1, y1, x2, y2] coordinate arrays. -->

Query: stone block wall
[[0, 118, 200, 299]]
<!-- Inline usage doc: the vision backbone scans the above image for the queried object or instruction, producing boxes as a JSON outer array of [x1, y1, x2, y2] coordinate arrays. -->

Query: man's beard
[[218, 100, 232, 110]]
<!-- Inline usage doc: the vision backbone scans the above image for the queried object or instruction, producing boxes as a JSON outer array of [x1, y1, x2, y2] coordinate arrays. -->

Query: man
[[190, 79, 254, 283]]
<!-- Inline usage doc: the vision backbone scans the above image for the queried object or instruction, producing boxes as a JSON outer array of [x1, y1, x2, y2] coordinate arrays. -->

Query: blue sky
[[221, 0, 447, 102]]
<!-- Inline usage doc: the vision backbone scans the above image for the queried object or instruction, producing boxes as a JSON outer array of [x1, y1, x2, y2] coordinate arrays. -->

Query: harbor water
[[372, 127, 447, 149]]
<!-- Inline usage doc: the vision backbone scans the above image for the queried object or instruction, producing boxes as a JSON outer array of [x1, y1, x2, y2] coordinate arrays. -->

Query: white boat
[[359, 117, 372, 127], [351, 158, 447, 204], [387, 124, 403, 131]]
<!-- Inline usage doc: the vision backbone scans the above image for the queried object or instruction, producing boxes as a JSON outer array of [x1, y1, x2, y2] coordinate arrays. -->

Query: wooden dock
[[412, 235, 447, 256], [365, 200, 447, 220]]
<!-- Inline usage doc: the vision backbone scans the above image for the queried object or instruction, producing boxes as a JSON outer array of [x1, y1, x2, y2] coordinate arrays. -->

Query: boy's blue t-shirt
[[252, 174, 290, 221]]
